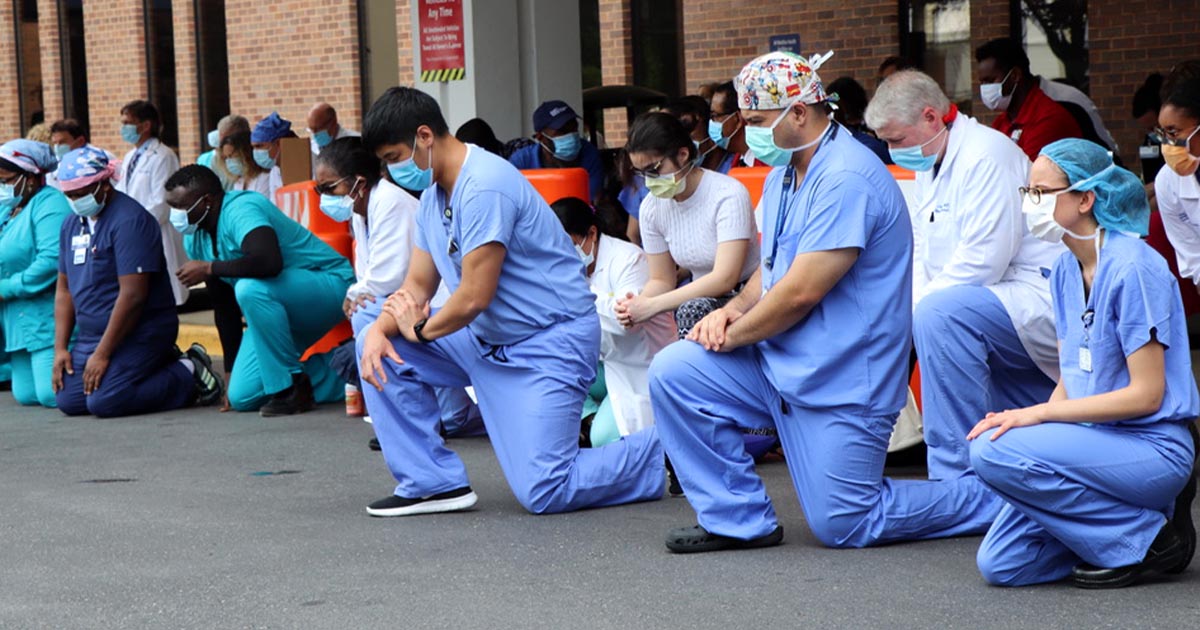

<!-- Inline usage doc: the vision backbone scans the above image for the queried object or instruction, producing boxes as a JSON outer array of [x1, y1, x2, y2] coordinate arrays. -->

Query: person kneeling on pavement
[[52, 147, 223, 416], [167, 165, 355, 417]]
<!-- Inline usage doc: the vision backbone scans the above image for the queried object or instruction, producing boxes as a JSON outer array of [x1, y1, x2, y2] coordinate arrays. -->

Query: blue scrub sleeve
[[413, 210, 430, 253], [507, 145, 535, 170], [1050, 261, 1070, 342], [457, 190, 516, 256], [1114, 263, 1175, 356], [114, 213, 166, 276], [794, 174, 872, 254]]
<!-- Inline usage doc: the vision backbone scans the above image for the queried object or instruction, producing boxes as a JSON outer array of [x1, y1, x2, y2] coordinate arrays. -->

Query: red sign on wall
[[418, 0, 466, 82]]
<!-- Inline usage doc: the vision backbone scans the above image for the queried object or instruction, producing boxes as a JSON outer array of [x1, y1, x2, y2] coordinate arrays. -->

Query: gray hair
[[864, 70, 951, 130], [217, 115, 250, 138]]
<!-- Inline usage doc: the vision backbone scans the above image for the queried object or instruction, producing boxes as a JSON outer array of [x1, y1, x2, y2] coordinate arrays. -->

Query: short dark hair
[[550, 196, 598, 237], [1162, 61, 1200, 105], [827, 76, 869, 122], [1132, 74, 1163, 119], [878, 56, 914, 74], [664, 96, 711, 134], [975, 38, 1030, 75], [454, 118, 504, 156], [121, 100, 161, 137], [1164, 77, 1200, 122], [165, 164, 223, 197], [712, 81, 738, 112], [363, 87, 450, 153], [625, 111, 696, 163], [50, 118, 87, 140], [315, 136, 382, 188]]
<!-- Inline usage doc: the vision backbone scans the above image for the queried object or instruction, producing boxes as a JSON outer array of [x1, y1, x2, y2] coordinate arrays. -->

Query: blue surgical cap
[[1039, 138, 1149, 236], [251, 112, 292, 143], [0, 139, 57, 174]]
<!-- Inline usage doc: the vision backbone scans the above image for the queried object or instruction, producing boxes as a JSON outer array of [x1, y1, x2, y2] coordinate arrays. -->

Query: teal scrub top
[[197, 150, 215, 169], [0, 185, 72, 352], [185, 190, 354, 286]]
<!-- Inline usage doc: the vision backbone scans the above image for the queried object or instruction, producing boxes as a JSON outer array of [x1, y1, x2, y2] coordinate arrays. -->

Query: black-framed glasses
[[1019, 185, 1070, 205], [1150, 124, 1200, 147], [631, 158, 667, 178], [314, 175, 352, 196]]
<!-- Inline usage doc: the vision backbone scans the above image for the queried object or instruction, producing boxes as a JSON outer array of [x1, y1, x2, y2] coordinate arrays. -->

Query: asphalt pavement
[[3, 395, 1199, 630]]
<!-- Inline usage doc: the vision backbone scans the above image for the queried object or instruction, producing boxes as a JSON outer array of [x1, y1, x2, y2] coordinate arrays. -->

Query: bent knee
[[233, 278, 273, 304], [647, 340, 695, 387], [807, 512, 874, 549], [976, 547, 1023, 587]]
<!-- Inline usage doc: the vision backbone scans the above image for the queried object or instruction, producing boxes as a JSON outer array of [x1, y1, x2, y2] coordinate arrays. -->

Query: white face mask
[[981, 69, 1014, 111], [1021, 164, 1117, 242], [575, 236, 595, 268]]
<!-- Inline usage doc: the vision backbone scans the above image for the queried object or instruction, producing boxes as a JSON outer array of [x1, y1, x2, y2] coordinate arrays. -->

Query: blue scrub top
[[507, 140, 605, 201], [757, 124, 913, 416], [618, 176, 648, 220], [416, 146, 596, 346], [1052, 231, 1200, 426], [185, 190, 355, 287], [0, 186, 73, 351], [58, 190, 177, 340]]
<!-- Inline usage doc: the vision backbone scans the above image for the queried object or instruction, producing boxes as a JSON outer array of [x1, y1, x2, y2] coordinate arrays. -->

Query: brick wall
[[225, 0, 363, 141], [83, 0, 149, 154], [599, 0, 633, 144], [0, 3, 18, 140], [171, 0, 200, 163], [969, 0, 1012, 126], [397, 0, 414, 86], [37, 0, 64, 124]]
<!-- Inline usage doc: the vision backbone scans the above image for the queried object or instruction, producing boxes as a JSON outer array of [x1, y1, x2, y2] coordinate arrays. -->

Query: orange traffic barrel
[[521, 168, 590, 205]]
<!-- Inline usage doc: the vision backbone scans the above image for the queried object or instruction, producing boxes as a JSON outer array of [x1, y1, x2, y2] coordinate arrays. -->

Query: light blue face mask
[[120, 123, 141, 145], [69, 188, 106, 218], [207, 130, 220, 149], [388, 145, 434, 191], [708, 119, 732, 149], [549, 133, 582, 161], [319, 193, 354, 222], [0, 181, 21, 214], [54, 144, 72, 160], [888, 126, 948, 172], [312, 129, 333, 148], [169, 196, 208, 236], [226, 157, 246, 177], [744, 103, 824, 167], [253, 148, 275, 170]]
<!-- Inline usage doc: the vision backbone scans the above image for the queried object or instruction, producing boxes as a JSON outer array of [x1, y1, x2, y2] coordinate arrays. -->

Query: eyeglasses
[[314, 175, 351, 196], [1150, 124, 1200, 147], [711, 111, 738, 123], [630, 158, 666, 178], [1018, 186, 1071, 205], [0, 172, 24, 186]]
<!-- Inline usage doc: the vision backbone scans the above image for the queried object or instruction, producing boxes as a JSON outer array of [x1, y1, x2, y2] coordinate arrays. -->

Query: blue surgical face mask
[[549, 133, 582, 161], [120, 123, 141, 145], [69, 185, 106, 218], [226, 157, 246, 177], [54, 144, 72, 160], [888, 126, 948, 172], [312, 129, 333, 148], [0, 181, 20, 214], [253, 148, 275, 170], [744, 104, 824, 167], [319, 193, 354, 222], [708, 119, 734, 149], [388, 144, 434, 191], [207, 130, 220, 149], [169, 196, 208, 236]]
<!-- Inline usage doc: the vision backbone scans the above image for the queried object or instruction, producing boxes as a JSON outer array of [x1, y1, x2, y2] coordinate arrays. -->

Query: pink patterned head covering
[[734, 50, 837, 111], [56, 146, 117, 192]]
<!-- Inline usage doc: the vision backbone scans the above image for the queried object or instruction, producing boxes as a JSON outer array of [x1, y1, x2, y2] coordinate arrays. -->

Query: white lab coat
[[912, 115, 1063, 379], [349, 180, 417, 300], [1155, 166, 1200, 284], [590, 234, 676, 435], [1040, 77, 1118, 152], [232, 170, 273, 198], [115, 138, 188, 305]]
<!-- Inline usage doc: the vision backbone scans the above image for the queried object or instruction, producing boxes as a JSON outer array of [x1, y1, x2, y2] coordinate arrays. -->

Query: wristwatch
[[413, 318, 433, 344]]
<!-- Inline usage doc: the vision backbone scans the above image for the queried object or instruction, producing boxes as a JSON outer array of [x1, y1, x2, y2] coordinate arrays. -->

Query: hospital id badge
[[71, 233, 89, 265], [1079, 346, 1092, 373], [73, 247, 86, 265]]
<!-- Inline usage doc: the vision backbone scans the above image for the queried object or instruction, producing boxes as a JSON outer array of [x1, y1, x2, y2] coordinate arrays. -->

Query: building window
[[144, 0, 178, 147], [13, 0, 43, 133], [900, 0, 973, 110], [630, 0, 681, 96], [1016, 0, 1089, 90], [194, 0, 229, 144], [579, 0, 601, 90], [57, 0, 88, 131]]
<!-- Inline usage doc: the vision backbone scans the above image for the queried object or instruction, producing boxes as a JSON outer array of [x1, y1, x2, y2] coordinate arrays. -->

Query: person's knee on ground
[[976, 540, 1029, 586], [233, 277, 274, 310]]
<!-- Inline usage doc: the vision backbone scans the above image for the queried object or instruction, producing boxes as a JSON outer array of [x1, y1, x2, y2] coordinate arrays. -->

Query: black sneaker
[[665, 524, 784, 554], [1071, 522, 1186, 589], [368, 437, 381, 451], [186, 343, 225, 407], [260, 373, 316, 417], [1168, 421, 1200, 574], [366, 486, 478, 517], [665, 456, 684, 497]]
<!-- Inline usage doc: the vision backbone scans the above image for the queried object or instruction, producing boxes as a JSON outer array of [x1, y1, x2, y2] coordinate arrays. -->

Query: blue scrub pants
[[971, 421, 1193, 586], [10, 347, 56, 407], [57, 329, 193, 417], [649, 341, 1001, 547], [227, 268, 349, 411], [914, 286, 1056, 480], [351, 303, 485, 437], [357, 312, 665, 514]]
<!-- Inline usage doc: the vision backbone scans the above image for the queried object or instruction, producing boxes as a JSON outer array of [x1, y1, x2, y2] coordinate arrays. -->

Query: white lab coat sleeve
[[349, 203, 414, 300], [1156, 174, 1200, 285], [145, 149, 179, 226], [596, 246, 650, 337], [918, 157, 1022, 301]]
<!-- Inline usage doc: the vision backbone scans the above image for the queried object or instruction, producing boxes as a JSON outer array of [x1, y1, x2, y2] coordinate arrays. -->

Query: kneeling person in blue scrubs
[[167, 166, 355, 417], [969, 138, 1199, 589], [357, 87, 665, 517], [651, 52, 1001, 553], [52, 147, 223, 416]]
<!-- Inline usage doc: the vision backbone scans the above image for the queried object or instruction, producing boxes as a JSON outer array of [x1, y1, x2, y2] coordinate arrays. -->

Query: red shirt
[[991, 85, 1082, 161]]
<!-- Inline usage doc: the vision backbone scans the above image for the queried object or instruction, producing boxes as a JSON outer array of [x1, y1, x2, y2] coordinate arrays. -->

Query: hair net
[[735, 50, 837, 111], [56, 146, 117, 192], [1039, 138, 1149, 236], [0, 139, 57, 174], [251, 112, 292, 143]]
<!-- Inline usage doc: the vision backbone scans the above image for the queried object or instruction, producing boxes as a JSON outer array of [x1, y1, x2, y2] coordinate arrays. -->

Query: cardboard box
[[278, 137, 313, 185]]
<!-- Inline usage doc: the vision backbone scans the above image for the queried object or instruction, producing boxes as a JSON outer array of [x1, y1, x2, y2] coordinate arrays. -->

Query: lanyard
[[764, 123, 837, 272]]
